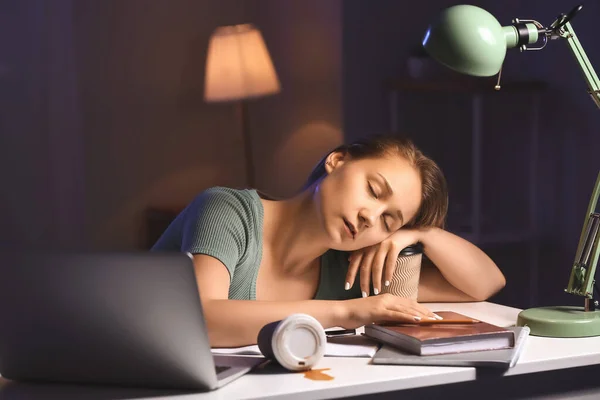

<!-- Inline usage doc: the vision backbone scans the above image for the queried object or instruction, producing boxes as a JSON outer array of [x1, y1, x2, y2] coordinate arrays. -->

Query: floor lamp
[[204, 23, 281, 188]]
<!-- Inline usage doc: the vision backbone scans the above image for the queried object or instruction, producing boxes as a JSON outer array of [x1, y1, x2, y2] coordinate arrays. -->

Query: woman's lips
[[343, 218, 355, 239]]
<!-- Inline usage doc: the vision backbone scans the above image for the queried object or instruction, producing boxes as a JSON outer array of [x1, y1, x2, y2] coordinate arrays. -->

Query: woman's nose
[[359, 205, 385, 229], [362, 213, 375, 228]]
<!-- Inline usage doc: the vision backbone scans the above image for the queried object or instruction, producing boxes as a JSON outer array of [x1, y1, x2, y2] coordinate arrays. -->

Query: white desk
[[2, 302, 600, 400]]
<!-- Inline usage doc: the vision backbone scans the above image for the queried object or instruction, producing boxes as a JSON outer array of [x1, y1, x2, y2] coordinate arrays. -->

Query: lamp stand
[[517, 172, 600, 337], [516, 306, 600, 338], [237, 100, 255, 188], [514, 6, 600, 337]]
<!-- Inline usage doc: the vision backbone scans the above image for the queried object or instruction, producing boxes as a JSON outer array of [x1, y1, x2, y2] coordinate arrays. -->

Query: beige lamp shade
[[204, 24, 281, 102]]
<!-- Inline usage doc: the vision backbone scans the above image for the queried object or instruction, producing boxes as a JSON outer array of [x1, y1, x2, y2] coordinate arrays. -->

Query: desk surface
[[2, 301, 600, 400], [190, 301, 600, 400]]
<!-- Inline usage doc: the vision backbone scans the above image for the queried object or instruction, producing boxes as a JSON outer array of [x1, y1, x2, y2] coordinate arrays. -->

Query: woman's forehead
[[355, 156, 414, 176]]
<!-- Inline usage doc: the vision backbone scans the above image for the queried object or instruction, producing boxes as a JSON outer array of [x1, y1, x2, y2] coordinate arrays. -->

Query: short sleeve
[[181, 188, 251, 279]]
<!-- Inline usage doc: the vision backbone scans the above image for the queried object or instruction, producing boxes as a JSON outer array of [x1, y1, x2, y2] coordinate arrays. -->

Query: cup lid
[[271, 314, 326, 371]]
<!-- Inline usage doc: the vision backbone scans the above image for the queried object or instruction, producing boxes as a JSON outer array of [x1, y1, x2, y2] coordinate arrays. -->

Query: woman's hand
[[346, 229, 422, 297], [340, 293, 441, 329]]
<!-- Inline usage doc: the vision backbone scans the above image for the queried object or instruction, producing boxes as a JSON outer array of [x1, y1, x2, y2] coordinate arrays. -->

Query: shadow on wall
[[270, 121, 343, 197], [93, 122, 342, 250], [91, 165, 223, 250]]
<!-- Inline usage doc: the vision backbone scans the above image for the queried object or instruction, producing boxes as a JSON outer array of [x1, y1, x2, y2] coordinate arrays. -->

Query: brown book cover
[[364, 311, 515, 356]]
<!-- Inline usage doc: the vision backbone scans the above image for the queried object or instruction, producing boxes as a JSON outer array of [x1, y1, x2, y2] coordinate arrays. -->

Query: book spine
[[364, 326, 421, 355]]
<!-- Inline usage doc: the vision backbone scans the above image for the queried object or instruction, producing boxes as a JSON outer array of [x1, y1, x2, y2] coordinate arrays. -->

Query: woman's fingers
[[359, 249, 376, 297], [408, 304, 441, 321], [381, 294, 442, 321], [383, 245, 401, 287], [371, 246, 388, 295], [345, 294, 442, 327], [345, 252, 363, 290], [379, 310, 424, 324], [405, 306, 441, 321]]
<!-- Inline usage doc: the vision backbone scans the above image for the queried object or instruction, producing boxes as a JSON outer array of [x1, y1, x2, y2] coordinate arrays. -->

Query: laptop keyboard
[[215, 365, 231, 375]]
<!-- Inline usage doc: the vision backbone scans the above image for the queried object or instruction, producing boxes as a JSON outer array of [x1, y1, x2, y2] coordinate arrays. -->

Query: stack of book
[[365, 311, 529, 368]]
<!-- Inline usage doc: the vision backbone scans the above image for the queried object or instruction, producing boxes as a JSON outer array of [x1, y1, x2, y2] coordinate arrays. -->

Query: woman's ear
[[324, 151, 347, 174]]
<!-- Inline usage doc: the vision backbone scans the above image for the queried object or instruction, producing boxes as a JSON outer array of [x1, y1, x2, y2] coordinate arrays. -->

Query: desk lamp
[[422, 4, 600, 337]]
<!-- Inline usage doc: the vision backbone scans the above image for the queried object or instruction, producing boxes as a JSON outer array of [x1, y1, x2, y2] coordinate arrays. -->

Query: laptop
[[0, 251, 265, 391]]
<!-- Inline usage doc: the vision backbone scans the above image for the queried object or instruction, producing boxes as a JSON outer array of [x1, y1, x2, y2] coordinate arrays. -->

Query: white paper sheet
[[211, 334, 379, 358]]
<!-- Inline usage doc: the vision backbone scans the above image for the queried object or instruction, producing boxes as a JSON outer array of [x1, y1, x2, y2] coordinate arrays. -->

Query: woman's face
[[315, 152, 422, 251]]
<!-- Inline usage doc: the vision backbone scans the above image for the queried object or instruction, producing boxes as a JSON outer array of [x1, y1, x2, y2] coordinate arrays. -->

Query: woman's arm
[[204, 299, 344, 347], [417, 259, 479, 302], [417, 227, 506, 302], [193, 254, 439, 347], [346, 228, 505, 303], [196, 253, 344, 346]]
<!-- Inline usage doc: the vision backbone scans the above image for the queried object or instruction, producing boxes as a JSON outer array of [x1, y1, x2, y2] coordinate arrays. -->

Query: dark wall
[[342, 0, 600, 308], [0, 0, 343, 250], [2, 0, 598, 309]]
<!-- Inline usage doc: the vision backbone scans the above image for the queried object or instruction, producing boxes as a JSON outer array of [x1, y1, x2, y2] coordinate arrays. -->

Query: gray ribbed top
[[151, 187, 362, 300]]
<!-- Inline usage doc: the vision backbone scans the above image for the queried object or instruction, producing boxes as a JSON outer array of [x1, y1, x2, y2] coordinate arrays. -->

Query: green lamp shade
[[422, 5, 508, 77]]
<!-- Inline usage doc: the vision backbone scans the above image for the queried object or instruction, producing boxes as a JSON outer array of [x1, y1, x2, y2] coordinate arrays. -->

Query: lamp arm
[[560, 19, 600, 304], [565, 172, 600, 301], [559, 21, 600, 109]]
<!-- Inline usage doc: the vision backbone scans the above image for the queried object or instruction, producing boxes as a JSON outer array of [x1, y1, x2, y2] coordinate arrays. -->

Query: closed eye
[[368, 182, 378, 199], [382, 215, 391, 232]]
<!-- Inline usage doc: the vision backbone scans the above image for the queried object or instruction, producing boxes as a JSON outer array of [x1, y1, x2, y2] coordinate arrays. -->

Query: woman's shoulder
[[186, 186, 262, 222], [197, 185, 256, 199], [192, 186, 259, 207]]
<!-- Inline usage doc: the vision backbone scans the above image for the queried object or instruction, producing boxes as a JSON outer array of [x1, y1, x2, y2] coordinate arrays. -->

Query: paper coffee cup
[[381, 244, 423, 299], [257, 313, 326, 371]]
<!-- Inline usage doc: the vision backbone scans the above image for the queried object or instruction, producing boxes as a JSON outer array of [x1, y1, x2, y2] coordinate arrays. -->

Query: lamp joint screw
[[512, 18, 520, 24]]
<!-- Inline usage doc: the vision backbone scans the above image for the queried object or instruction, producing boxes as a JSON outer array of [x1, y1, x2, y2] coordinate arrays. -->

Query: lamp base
[[516, 306, 600, 337]]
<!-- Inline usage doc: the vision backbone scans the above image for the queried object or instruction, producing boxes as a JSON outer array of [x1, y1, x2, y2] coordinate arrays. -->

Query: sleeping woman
[[152, 135, 506, 347]]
